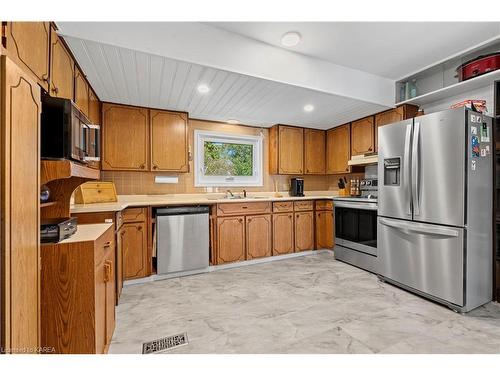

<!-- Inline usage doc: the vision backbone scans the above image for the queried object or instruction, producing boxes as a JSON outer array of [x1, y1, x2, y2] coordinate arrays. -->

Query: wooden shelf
[[40, 159, 100, 220], [396, 69, 500, 107], [41, 159, 100, 185], [40, 201, 57, 208]]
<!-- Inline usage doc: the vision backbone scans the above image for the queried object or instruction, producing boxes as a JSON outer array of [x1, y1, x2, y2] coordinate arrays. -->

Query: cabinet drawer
[[122, 207, 147, 223], [217, 202, 271, 216], [315, 200, 333, 211], [95, 225, 115, 263], [293, 200, 313, 211], [273, 201, 293, 213], [116, 210, 123, 230]]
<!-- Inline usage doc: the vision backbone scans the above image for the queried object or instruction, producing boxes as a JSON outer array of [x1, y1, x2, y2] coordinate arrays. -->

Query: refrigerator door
[[378, 217, 464, 306], [378, 118, 413, 220], [412, 109, 465, 226]]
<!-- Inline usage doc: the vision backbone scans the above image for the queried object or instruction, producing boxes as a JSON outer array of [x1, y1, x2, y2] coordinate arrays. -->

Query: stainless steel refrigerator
[[377, 107, 492, 312]]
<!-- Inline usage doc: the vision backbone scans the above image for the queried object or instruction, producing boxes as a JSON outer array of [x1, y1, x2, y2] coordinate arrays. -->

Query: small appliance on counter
[[290, 177, 304, 197], [41, 217, 78, 243]]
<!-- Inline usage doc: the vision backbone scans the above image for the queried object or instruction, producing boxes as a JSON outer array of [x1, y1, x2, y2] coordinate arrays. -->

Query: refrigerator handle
[[412, 122, 420, 216], [404, 124, 412, 216], [379, 218, 459, 237]]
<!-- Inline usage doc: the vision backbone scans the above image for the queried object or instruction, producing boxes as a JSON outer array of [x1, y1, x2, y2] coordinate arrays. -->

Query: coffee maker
[[290, 178, 304, 197]]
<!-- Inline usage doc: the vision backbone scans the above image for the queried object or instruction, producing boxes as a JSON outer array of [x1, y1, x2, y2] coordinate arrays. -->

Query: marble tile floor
[[109, 252, 500, 354]]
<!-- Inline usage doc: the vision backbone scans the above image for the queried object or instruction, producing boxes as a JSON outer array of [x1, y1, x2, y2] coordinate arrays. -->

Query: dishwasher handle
[[156, 206, 210, 216]]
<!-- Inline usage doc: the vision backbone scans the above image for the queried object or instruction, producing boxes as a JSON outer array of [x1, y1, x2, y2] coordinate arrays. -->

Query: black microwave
[[41, 94, 100, 167]]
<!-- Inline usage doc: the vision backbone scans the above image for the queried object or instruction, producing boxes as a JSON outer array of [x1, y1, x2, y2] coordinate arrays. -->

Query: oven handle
[[334, 202, 378, 210], [379, 218, 459, 237]]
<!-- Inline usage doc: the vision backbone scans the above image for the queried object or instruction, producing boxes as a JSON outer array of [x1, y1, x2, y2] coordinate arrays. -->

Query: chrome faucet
[[226, 189, 234, 198]]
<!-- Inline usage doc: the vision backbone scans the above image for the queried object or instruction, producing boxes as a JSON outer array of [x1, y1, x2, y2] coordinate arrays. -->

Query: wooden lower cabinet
[[295, 211, 314, 251], [121, 222, 148, 279], [217, 216, 246, 264], [272, 212, 294, 255], [41, 225, 115, 353], [316, 210, 334, 249], [246, 214, 272, 259]]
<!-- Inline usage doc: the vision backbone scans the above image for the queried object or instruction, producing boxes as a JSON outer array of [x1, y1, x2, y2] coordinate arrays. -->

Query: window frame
[[194, 130, 263, 187]]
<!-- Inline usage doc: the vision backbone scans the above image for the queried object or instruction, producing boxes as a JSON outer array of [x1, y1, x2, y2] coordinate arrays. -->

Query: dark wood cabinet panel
[[272, 212, 294, 255], [326, 124, 351, 174], [351, 116, 375, 156], [316, 210, 334, 249], [246, 214, 272, 259], [121, 222, 148, 280], [304, 129, 326, 174], [217, 216, 246, 264], [295, 211, 314, 251]]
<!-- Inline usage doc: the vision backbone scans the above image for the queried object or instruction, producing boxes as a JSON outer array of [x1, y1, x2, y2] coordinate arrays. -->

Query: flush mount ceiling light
[[303, 104, 314, 112], [227, 119, 240, 124], [197, 84, 210, 94], [281, 31, 301, 47]]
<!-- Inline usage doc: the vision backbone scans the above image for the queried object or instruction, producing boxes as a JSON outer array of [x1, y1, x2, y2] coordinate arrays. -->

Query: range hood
[[348, 153, 378, 166]]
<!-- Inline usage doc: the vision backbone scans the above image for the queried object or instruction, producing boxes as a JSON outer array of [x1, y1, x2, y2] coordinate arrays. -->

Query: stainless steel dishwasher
[[156, 206, 210, 275]]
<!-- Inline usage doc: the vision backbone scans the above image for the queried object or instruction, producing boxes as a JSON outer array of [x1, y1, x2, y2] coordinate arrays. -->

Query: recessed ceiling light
[[304, 104, 314, 112], [227, 119, 240, 124], [197, 84, 210, 94], [281, 31, 301, 47]]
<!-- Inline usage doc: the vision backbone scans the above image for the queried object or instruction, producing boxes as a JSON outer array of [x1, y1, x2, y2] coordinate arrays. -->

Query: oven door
[[335, 201, 377, 256]]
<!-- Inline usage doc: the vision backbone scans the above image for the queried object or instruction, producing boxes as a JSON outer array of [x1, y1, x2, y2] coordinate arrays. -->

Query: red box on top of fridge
[[450, 99, 487, 114]]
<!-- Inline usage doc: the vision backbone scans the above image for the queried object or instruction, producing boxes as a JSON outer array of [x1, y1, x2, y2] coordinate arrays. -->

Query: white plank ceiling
[[64, 36, 387, 129]]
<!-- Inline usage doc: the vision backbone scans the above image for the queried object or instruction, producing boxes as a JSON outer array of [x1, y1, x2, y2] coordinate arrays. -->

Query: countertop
[[54, 223, 113, 244], [70, 191, 340, 214]]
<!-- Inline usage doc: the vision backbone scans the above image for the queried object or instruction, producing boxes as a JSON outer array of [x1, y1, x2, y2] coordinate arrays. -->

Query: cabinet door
[[94, 259, 107, 354], [104, 254, 115, 347], [49, 26, 74, 99], [88, 89, 100, 125], [272, 213, 294, 255], [351, 116, 374, 156], [102, 104, 149, 170], [150, 110, 188, 172], [1, 56, 41, 352], [326, 124, 351, 174], [121, 222, 148, 279], [304, 129, 326, 174], [217, 216, 245, 264], [295, 211, 314, 251], [316, 211, 334, 249], [74, 68, 89, 117], [279, 126, 304, 174], [246, 214, 272, 259], [4, 22, 50, 91]]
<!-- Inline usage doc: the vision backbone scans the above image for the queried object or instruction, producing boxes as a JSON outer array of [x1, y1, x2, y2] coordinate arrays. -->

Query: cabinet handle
[[345, 167, 349, 171], [289, 215, 292, 218], [153, 165, 158, 170], [104, 261, 113, 282], [247, 218, 252, 223], [368, 146, 373, 151], [296, 214, 299, 218], [140, 164, 145, 169], [51, 86, 59, 94], [138, 226, 142, 231], [103, 241, 112, 248], [242, 206, 248, 209], [238, 218, 243, 223]]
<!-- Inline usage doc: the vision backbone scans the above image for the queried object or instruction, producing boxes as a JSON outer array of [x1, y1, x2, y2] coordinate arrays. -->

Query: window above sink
[[194, 130, 263, 187]]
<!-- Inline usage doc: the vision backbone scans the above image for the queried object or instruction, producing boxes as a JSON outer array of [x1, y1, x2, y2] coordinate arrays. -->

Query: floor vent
[[142, 332, 189, 354]]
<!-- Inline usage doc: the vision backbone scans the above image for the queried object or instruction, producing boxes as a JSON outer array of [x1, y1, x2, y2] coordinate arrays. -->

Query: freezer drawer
[[378, 217, 464, 306], [156, 206, 209, 274]]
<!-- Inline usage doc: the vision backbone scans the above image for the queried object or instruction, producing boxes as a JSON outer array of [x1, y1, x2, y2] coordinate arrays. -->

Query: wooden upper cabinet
[[4, 22, 50, 91], [351, 116, 375, 156], [102, 103, 149, 170], [217, 216, 246, 264], [88, 89, 101, 125], [326, 124, 351, 174], [246, 215, 272, 259], [269, 125, 304, 175], [74, 68, 89, 117], [49, 26, 74, 100], [304, 129, 326, 174], [375, 104, 418, 151], [150, 110, 188, 172]]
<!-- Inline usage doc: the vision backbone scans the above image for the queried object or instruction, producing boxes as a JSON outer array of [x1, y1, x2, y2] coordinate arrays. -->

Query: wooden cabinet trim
[[217, 202, 271, 216]]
